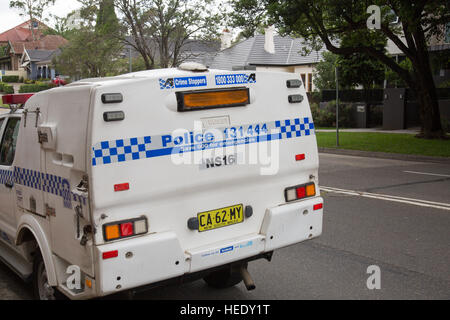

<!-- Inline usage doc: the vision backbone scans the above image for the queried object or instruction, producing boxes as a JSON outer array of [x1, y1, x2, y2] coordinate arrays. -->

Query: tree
[[53, 0, 123, 78], [314, 51, 339, 90], [231, 0, 449, 139], [9, 0, 56, 40], [227, 0, 267, 39], [96, 0, 120, 36], [336, 34, 386, 91], [114, 0, 221, 69]]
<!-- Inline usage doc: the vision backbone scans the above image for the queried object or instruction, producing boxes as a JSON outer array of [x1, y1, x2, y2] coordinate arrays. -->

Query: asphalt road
[[1, 153, 449, 300]]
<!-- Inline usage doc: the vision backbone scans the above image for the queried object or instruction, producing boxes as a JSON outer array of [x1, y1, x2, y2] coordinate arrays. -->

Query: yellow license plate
[[198, 204, 244, 232]]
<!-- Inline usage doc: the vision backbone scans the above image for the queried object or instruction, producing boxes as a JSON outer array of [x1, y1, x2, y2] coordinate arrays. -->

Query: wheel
[[33, 252, 63, 300], [203, 264, 245, 289]]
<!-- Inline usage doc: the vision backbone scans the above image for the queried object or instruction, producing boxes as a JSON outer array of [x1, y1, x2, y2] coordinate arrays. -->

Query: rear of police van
[[86, 68, 323, 296]]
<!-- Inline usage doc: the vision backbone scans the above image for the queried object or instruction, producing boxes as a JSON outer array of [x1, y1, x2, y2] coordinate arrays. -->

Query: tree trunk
[[414, 76, 443, 139], [411, 30, 444, 139]]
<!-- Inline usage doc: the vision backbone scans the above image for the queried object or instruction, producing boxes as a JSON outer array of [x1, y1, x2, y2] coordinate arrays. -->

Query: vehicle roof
[[67, 68, 232, 87]]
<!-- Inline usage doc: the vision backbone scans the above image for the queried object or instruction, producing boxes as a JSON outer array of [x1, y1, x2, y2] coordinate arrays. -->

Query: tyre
[[203, 264, 245, 289], [33, 252, 63, 300]]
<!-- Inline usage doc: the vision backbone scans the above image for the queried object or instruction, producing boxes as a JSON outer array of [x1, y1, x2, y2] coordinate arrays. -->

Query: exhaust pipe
[[240, 266, 256, 291]]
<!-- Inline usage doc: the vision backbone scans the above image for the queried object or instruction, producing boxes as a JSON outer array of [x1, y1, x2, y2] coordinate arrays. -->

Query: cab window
[[0, 118, 21, 166]]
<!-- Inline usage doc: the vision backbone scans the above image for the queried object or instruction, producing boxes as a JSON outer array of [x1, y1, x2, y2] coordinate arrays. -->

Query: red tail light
[[120, 222, 134, 237]]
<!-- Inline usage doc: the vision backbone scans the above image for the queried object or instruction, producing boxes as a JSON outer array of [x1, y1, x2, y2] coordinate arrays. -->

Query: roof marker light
[[101, 93, 123, 104], [104, 111, 125, 122], [288, 94, 304, 103], [287, 79, 302, 88]]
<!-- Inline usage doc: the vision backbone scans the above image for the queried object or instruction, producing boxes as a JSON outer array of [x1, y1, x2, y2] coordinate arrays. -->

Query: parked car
[[52, 77, 67, 86]]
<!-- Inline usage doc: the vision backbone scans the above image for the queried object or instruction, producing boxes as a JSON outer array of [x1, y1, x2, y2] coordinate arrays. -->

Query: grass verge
[[316, 132, 450, 158]]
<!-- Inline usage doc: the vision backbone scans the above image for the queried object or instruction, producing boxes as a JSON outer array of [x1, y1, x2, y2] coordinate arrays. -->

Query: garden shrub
[[19, 83, 55, 93], [1, 75, 19, 83]]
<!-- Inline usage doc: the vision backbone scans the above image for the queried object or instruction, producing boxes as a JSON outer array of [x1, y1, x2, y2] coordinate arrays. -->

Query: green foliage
[[0, 45, 8, 57], [228, 0, 267, 39], [386, 58, 413, 88], [53, 1, 123, 79], [96, 0, 119, 36], [317, 132, 450, 157], [19, 83, 55, 93], [438, 80, 450, 89], [0, 83, 15, 94], [1, 75, 19, 83], [336, 33, 386, 90], [314, 52, 338, 90], [314, 40, 386, 91], [54, 27, 123, 78], [311, 101, 356, 128], [231, 0, 449, 137], [442, 119, 450, 133]]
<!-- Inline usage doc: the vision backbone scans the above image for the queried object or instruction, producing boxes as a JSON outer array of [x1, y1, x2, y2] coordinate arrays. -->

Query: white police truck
[[0, 64, 323, 300]]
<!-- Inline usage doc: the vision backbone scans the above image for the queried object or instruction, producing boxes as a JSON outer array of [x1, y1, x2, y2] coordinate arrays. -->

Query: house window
[[446, 23, 450, 44], [31, 21, 39, 29], [307, 73, 313, 92], [301, 74, 306, 88]]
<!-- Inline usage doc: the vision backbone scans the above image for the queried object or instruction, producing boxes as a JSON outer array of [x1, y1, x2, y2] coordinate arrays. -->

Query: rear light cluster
[[285, 183, 316, 202], [103, 217, 148, 242]]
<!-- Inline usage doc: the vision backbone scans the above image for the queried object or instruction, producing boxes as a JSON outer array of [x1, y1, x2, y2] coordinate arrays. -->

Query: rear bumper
[[95, 197, 323, 296]]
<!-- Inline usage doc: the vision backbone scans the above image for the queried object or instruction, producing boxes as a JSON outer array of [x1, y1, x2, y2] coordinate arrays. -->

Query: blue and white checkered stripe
[[159, 78, 174, 90], [92, 136, 152, 166], [275, 118, 315, 139], [92, 117, 315, 167], [245, 74, 256, 84], [0, 169, 14, 186], [0, 167, 87, 206]]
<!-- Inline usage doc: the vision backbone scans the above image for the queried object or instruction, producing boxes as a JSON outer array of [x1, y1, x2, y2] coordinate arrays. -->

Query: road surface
[[1, 153, 449, 299]]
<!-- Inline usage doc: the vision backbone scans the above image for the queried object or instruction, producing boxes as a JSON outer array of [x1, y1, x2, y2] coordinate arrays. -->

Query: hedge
[[19, 83, 55, 93], [1, 75, 20, 83], [0, 82, 14, 94]]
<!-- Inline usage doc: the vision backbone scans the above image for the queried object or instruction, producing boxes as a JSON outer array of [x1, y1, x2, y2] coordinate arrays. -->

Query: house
[[0, 19, 47, 44], [208, 27, 328, 92], [21, 49, 61, 80], [121, 36, 220, 69], [0, 20, 67, 79]]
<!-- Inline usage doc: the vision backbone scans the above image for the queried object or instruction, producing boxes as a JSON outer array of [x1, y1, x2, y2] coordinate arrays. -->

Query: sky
[[0, 0, 82, 33]]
